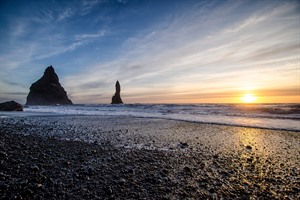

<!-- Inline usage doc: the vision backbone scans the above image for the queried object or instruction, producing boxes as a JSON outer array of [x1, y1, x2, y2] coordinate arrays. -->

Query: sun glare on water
[[242, 94, 257, 103]]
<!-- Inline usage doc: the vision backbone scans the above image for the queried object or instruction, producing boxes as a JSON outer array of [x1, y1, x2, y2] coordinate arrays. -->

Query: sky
[[0, 0, 299, 104]]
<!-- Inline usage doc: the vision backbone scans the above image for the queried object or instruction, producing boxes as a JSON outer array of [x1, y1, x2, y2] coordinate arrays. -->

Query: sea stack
[[26, 66, 73, 105], [111, 80, 123, 104]]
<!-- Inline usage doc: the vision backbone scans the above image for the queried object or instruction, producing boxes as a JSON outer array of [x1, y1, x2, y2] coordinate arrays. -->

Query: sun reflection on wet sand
[[230, 127, 300, 197], [236, 128, 270, 155]]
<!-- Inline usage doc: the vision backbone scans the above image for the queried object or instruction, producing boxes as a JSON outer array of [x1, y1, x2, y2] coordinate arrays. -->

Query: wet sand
[[1, 115, 299, 199]]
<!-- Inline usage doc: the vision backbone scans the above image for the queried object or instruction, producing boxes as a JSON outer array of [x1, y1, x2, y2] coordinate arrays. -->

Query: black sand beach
[[1, 116, 299, 199]]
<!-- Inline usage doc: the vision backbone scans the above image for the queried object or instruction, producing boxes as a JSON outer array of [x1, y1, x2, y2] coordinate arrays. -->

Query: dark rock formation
[[111, 81, 123, 104], [0, 100, 23, 111], [26, 66, 73, 105]]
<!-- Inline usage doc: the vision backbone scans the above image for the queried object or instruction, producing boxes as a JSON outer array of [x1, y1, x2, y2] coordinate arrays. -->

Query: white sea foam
[[2, 104, 300, 131]]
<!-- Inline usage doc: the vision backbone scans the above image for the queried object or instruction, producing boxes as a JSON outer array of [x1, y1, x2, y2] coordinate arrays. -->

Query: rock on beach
[[0, 100, 23, 111]]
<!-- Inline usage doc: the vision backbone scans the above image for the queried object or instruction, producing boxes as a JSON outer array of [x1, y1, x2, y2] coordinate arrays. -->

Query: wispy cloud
[[75, 30, 106, 41], [58, 7, 74, 21], [81, 0, 105, 16], [63, 0, 299, 103], [31, 8, 55, 24]]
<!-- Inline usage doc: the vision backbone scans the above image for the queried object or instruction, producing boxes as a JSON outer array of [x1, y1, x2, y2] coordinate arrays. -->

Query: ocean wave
[[3, 103, 299, 131]]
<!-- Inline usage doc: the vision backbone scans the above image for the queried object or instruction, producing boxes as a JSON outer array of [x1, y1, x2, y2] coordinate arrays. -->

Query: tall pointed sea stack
[[111, 80, 123, 104], [26, 66, 73, 105]]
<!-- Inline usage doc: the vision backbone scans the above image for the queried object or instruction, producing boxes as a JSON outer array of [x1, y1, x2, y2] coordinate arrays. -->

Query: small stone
[[119, 178, 126, 184], [183, 166, 191, 174], [31, 165, 40, 171], [213, 154, 219, 159], [105, 186, 113, 195], [0, 151, 8, 157], [81, 166, 95, 175], [161, 169, 169, 175], [246, 145, 252, 151], [65, 161, 71, 165], [208, 187, 215, 193], [179, 142, 188, 148], [23, 189, 34, 196]]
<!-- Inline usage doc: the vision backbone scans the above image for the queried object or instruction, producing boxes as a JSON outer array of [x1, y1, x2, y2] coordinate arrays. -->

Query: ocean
[[1, 103, 298, 131]]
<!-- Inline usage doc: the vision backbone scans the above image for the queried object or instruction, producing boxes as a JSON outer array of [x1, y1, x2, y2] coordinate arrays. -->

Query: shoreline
[[1, 112, 300, 133], [1, 115, 299, 199]]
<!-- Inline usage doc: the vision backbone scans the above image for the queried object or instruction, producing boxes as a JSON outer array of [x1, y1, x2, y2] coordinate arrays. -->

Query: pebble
[[31, 165, 40, 171], [183, 166, 191, 174], [246, 145, 252, 151], [179, 142, 189, 148], [119, 178, 126, 184]]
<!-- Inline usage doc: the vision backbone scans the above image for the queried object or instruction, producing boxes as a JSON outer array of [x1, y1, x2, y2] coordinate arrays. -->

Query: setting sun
[[242, 94, 257, 103]]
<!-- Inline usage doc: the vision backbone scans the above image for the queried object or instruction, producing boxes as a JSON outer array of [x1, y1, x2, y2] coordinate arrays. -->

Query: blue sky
[[0, 0, 299, 104]]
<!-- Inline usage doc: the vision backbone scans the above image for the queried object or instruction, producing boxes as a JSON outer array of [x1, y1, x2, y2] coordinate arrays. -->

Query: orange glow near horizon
[[241, 94, 257, 103], [122, 91, 299, 104]]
